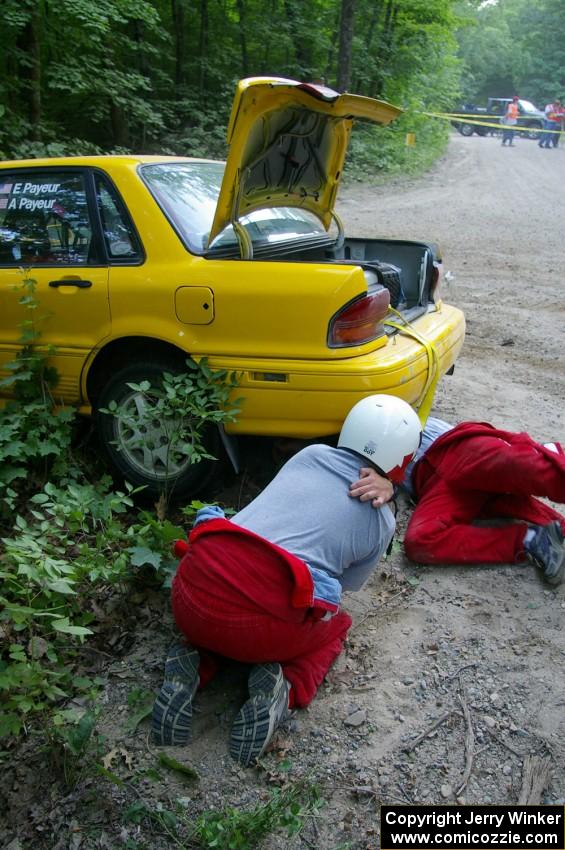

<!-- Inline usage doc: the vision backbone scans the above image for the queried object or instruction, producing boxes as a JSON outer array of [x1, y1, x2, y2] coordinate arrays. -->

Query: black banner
[[381, 805, 565, 850]]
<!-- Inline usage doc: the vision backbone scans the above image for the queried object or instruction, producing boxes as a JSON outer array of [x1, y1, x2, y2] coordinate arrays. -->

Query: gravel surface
[[2, 132, 564, 850]]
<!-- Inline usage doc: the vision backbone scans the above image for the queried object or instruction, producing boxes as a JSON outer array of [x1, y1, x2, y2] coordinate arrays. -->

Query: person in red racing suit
[[152, 395, 422, 766], [350, 418, 565, 584]]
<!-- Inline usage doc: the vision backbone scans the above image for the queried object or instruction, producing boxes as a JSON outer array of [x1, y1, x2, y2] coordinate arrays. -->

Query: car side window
[[0, 173, 92, 265], [94, 175, 142, 261]]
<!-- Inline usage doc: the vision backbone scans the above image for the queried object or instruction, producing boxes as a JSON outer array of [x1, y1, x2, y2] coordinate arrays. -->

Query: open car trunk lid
[[207, 77, 401, 247]]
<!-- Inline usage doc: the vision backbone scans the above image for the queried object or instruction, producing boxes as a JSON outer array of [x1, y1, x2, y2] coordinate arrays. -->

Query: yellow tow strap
[[384, 307, 441, 426]]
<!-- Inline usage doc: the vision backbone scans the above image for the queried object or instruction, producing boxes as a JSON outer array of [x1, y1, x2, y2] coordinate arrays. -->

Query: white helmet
[[338, 394, 422, 483]]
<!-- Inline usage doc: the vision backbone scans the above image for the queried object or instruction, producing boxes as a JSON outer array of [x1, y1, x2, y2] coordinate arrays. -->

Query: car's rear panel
[[207, 301, 465, 437]]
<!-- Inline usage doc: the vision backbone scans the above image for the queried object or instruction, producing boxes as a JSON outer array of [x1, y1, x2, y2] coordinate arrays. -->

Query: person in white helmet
[[152, 395, 422, 766], [349, 417, 565, 585]]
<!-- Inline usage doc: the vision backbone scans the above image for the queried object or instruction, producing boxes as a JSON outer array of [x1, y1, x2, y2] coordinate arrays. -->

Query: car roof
[[0, 155, 222, 169]]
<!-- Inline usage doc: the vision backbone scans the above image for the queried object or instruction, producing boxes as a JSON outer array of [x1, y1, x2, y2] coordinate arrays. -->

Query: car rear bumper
[[211, 302, 466, 437]]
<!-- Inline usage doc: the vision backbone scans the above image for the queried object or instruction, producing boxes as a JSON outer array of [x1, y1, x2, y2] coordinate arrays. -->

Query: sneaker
[[229, 663, 291, 766], [152, 644, 200, 745], [526, 521, 565, 586]]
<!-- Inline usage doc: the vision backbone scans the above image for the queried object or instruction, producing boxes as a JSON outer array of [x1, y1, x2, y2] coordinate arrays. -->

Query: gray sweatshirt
[[234, 443, 395, 592]]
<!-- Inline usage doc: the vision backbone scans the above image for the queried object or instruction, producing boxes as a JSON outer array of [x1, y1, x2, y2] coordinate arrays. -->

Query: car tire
[[95, 361, 221, 501], [458, 123, 475, 137]]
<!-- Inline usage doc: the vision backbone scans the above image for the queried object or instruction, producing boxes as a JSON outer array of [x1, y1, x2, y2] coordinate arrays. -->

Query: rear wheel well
[[86, 338, 190, 406]]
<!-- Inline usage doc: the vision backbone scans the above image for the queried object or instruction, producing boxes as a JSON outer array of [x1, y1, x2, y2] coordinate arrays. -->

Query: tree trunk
[[325, 5, 341, 87], [199, 0, 209, 94], [110, 102, 130, 148], [371, 0, 396, 97], [262, 0, 277, 68], [172, 0, 186, 89], [336, 0, 355, 92], [235, 0, 249, 76], [352, 1, 382, 92], [133, 18, 150, 149], [18, 3, 42, 140], [283, 0, 311, 77]]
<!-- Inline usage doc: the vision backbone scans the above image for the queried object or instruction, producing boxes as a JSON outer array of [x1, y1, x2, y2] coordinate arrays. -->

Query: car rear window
[[140, 162, 326, 254]]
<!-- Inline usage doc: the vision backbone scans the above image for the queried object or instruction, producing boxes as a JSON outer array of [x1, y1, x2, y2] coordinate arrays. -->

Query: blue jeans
[[539, 119, 559, 147], [501, 123, 516, 145]]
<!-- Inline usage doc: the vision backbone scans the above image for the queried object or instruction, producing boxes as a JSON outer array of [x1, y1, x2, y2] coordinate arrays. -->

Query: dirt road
[[339, 131, 565, 436], [324, 132, 565, 826], [3, 134, 564, 850]]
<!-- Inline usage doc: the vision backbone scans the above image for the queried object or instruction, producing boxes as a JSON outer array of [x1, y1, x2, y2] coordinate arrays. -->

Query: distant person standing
[[539, 99, 564, 148], [501, 97, 519, 146], [550, 100, 564, 147]]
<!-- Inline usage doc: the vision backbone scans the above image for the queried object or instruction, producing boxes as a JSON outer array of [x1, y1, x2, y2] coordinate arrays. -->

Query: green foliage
[[102, 357, 241, 506], [125, 687, 155, 733], [121, 781, 322, 849], [347, 113, 449, 181], [0, 477, 137, 737], [0, 275, 73, 512], [193, 783, 323, 849], [46, 709, 104, 787], [158, 752, 199, 782], [455, 0, 565, 107], [0, 282, 239, 742], [123, 799, 178, 832], [0, 0, 466, 173]]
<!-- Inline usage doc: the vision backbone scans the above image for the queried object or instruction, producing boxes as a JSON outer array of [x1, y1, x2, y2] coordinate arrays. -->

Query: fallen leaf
[[102, 747, 133, 770], [266, 731, 293, 756]]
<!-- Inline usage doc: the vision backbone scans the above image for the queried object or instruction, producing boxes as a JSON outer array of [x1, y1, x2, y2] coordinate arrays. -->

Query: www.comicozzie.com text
[[383, 807, 563, 848]]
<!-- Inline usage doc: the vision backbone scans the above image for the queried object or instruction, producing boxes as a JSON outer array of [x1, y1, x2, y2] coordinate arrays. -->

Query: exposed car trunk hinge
[[232, 167, 253, 259], [234, 219, 253, 259], [332, 211, 345, 250]]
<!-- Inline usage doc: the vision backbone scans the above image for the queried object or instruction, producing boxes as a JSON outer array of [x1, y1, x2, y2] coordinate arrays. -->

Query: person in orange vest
[[501, 96, 520, 146], [539, 98, 564, 148]]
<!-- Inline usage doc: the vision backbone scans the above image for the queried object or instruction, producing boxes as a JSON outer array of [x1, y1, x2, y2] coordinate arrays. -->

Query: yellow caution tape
[[424, 111, 563, 135], [384, 307, 440, 426]]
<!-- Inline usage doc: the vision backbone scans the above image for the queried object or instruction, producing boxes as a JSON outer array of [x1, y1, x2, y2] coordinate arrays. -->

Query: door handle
[[49, 279, 93, 288]]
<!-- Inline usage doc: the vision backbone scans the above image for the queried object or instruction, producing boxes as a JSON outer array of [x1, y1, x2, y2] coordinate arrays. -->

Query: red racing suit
[[404, 422, 565, 565], [171, 518, 351, 708]]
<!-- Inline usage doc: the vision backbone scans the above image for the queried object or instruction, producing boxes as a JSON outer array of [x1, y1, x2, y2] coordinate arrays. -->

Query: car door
[[0, 168, 110, 403]]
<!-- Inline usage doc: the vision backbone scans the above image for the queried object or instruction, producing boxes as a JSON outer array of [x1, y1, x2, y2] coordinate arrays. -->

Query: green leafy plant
[[193, 782, 323, 849], [126, 510, 185, 587], [102, 357, 242, 508], [46, 709, 103, 787], [0, 281, 240, 743], [121, 780, 322, 850], [0, 477, 139, 737], [125, 687, 155, 734], [0, 274, 74, 512]]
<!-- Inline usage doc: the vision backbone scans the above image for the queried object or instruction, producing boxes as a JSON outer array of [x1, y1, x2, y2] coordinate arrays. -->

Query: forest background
[[1, 0, 565, 176]]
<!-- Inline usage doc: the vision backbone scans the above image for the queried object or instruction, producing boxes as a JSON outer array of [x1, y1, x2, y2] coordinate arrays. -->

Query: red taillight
[[328, 288, 390, 347]]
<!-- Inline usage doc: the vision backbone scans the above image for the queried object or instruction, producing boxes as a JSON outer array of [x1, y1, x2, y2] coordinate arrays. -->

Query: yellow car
[[0, 77, 465, 496]]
